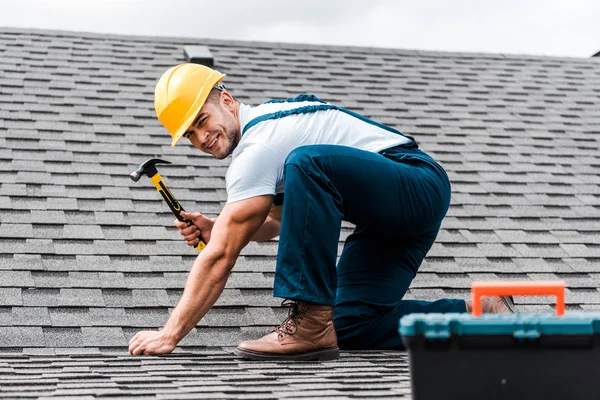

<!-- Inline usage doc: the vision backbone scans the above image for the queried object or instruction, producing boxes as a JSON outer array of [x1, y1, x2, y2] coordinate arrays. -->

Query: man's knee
[[333, 316, 365, 350], [333, 304, 378, 350], [334, 310, 405, 350]]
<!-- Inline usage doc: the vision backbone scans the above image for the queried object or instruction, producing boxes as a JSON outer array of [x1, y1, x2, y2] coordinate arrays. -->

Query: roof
[[0, 26, 599, 398]]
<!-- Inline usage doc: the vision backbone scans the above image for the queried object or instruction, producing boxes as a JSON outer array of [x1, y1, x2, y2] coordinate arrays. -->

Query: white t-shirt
[[226, 99, 412, 204]]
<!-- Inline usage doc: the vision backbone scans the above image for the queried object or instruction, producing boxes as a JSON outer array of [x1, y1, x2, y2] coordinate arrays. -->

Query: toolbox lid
[[399, 313, 600, 340]]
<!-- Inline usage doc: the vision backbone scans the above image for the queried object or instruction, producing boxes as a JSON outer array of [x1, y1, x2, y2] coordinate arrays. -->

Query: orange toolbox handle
[[471, 280, 566, 317]]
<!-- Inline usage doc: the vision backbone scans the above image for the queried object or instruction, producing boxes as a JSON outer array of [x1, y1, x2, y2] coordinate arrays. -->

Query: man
[[128, 63, 514, 360]]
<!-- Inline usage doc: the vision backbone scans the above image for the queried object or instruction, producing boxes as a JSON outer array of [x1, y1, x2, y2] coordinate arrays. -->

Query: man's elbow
[[202, 245, 237, 280]]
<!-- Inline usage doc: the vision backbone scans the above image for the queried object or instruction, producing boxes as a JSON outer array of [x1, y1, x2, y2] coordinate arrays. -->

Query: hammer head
[[130, 158, 172, 182]]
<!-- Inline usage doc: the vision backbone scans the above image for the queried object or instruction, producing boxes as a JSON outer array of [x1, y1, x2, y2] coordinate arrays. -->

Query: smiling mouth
[[207, 135, 218, 150]]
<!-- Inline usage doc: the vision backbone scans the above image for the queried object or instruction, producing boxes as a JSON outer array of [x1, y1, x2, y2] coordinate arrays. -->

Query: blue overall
[[242, 95, 467, 350]]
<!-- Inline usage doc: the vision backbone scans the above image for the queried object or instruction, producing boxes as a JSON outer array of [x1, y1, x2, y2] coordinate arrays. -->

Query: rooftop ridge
[[1, 26, 598, 63]]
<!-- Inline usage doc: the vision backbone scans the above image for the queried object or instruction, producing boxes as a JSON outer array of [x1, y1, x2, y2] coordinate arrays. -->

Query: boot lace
[[273, 300, 307, 339]]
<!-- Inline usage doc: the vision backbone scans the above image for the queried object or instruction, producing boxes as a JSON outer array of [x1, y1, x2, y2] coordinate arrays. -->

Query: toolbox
[[399, 281, 600, 400]]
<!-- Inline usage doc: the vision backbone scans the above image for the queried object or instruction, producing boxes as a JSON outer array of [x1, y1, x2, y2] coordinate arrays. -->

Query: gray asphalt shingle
[[0, 351, 412, 399]]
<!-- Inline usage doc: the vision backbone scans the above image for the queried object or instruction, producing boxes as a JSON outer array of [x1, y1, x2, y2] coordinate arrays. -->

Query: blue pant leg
[[333, 226, 467, 350], [273, 146, 344, 305]]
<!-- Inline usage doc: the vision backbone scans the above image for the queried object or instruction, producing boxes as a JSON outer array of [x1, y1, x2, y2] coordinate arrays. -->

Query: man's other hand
[[175, 211, 215, 246], [128, 330, 176, 356]]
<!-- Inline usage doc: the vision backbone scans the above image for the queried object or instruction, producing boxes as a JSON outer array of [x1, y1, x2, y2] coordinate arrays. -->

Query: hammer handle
[[149, 173, 206, 250]]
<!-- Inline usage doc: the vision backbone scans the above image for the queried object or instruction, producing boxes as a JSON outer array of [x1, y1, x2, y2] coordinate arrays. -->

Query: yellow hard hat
[[154, 63, 226, 147]]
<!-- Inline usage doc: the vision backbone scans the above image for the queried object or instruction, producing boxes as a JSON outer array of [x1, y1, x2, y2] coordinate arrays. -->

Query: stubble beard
[[217, 115, 241, 159]]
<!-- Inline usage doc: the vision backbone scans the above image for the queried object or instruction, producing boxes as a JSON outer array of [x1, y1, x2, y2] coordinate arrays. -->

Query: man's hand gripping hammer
[[130, 158, 206, 250]]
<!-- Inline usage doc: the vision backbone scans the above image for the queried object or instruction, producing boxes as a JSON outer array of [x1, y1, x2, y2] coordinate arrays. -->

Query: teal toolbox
[[400, 313, 600, 399], [399, 281, 597, 400]]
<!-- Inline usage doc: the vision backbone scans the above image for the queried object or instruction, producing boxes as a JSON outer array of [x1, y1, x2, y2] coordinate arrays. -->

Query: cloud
[[0, 0, 598, 57]]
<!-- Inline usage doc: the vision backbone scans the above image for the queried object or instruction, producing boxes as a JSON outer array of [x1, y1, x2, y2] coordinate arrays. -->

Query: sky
[[0, 0, 598, 58]]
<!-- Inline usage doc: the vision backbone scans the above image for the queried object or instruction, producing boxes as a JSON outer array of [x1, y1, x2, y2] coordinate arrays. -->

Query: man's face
[[185, 93, 240, 160]]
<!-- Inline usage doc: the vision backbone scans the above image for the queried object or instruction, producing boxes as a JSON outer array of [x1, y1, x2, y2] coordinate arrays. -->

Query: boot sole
[[233, 346, 339, 361]]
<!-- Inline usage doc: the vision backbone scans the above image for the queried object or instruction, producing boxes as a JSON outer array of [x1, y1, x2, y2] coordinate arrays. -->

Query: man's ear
[[221, 91, 235, 112]]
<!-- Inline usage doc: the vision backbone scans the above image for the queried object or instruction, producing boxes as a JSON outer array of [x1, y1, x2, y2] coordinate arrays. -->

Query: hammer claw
[[129, 158, 172, 181]]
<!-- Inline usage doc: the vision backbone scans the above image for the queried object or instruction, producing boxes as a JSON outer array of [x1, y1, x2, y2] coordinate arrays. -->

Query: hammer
[[130, 158, 206, 250]]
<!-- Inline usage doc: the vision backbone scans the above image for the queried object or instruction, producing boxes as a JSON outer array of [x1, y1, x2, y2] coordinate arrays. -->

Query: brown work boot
[[234, 300, 339, 361], [465, 296, 516, 313]]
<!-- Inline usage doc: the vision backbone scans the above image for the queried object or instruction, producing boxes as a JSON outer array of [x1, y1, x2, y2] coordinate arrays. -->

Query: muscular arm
[[129, 194, 273, 355], [163, 194, 273, 342]]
